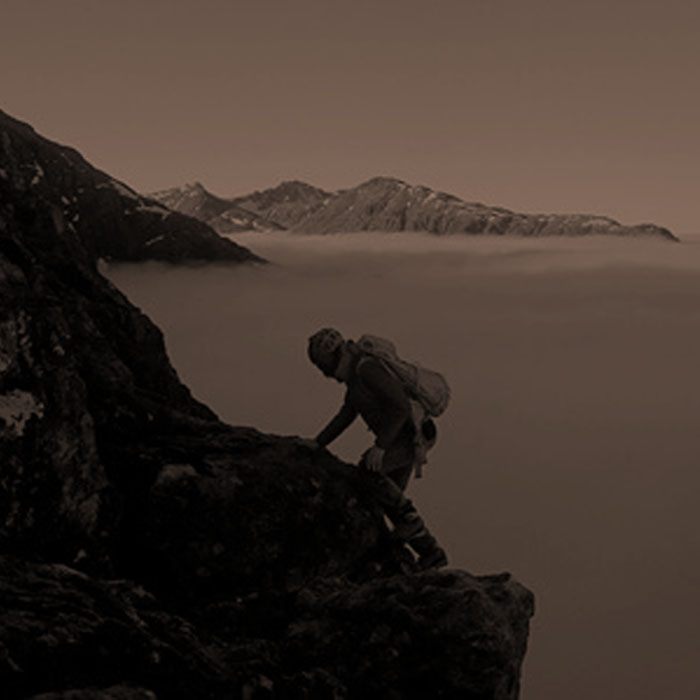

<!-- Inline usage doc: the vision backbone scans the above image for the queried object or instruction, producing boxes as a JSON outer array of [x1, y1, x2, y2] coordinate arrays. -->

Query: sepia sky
[[2, 0, 699, 234]]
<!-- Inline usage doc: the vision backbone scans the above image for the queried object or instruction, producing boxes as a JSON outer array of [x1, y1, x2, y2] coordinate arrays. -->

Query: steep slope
[[0, 109, 263, 263], [0, 175, 534, 696], [292, 176, 678, 240]]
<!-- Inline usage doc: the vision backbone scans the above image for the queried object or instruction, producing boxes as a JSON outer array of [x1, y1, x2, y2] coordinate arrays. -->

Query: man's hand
[[362, 445, 385, 472]]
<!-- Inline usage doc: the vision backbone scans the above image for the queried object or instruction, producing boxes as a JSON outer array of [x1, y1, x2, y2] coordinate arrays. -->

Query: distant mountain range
[[1, 106, 675, 252], [151, 180, 331, 233], [0, 109, 263, 264], [151, 177, 678, 241]]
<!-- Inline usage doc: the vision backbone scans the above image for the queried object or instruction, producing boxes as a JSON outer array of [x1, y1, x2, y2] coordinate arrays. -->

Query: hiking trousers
[[360, 436, 442, 559]]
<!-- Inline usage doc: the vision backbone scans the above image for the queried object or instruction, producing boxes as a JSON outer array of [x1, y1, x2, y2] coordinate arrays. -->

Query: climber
[[304, 327, 447, 570]]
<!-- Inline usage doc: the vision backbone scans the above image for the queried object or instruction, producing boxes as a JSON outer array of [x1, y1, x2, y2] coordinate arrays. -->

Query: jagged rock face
[[0, 556, 237, 699], [0, 109, 263, 263], [279, 570, 533, 699], [139, 431, 401, 601], [1, 174, 534, 694], [1, 556, 533, 700], [291, 176, 678, 240], [0, 181, 217, 568]]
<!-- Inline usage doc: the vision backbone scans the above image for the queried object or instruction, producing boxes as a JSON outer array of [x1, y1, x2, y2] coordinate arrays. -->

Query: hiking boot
[[417, 548, 448, 571], [392, 512, 426, 541]]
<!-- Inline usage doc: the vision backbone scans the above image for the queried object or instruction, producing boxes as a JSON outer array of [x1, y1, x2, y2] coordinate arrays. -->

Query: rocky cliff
[[1, 178, 534, 697], [0, 109, 263, 263], [155, 175, 677, 241]]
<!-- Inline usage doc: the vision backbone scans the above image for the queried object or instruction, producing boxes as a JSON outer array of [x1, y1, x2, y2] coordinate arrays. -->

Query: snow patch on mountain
[[29, 162, 44, 186]]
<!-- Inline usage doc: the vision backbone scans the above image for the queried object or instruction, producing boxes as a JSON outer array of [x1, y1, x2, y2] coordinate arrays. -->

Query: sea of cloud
[[106, 231, 700, 700]]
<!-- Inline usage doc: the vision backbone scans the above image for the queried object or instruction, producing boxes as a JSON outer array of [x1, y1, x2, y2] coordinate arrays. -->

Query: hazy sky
[[3, 0, 698, 234]]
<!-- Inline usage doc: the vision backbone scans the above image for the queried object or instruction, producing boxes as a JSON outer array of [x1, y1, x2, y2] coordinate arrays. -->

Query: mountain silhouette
[[153, 175, 677, 240]]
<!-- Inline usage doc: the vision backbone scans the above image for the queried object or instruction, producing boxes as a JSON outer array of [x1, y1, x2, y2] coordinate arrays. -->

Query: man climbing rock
[[305, 327, 448, 570]]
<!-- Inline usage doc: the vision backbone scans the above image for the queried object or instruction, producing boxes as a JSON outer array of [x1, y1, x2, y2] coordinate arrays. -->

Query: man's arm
[[315, 402, 358, 447]]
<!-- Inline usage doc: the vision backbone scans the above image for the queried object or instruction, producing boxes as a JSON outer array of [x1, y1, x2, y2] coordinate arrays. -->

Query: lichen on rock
[[0, 389, 44, 437]]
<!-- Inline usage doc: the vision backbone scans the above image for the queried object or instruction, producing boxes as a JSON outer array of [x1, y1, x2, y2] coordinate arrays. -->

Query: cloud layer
[[107, 232, 700, 700]]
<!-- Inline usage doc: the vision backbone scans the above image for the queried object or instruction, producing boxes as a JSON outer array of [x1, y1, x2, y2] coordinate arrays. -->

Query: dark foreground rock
[[1, 556, 532, 699], [0, 174, 534, 696], [0, 556, 233, 699]]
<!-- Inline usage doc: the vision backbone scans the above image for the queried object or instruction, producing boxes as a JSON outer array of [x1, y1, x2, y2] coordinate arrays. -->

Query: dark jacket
[[315, 352, 412, 450]]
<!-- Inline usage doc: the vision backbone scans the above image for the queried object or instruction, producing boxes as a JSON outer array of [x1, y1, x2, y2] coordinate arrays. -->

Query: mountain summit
[[155, 175, 677, 240], [229, 179, 332, 228], [290, 176, 678, 239]]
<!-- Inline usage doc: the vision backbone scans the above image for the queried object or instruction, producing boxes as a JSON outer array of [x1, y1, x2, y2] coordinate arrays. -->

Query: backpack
[[356, 335, 451, 417]]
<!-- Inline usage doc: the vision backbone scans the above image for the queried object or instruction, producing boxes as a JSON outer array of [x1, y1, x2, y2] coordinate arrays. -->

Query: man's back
[[344, 354, 412, 449]]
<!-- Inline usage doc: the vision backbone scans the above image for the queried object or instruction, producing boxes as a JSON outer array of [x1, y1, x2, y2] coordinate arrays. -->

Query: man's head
[[308, 327, 345, 378]]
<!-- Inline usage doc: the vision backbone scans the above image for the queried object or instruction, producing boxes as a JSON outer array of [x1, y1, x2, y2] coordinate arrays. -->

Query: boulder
[[1, 556, 533, 700]]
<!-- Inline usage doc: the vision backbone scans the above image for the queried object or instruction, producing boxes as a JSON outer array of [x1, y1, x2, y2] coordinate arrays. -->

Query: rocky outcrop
[[291, 176, 678, 240], [0, 177, 218, 569], [0, 556, 235, 699], [1, 556, 532, 699], [1, 176, 534, 696], [0, 109, 263, 263]]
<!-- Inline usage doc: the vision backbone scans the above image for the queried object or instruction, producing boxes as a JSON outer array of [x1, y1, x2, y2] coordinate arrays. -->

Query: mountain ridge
[[152, 175, 678, 241]]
